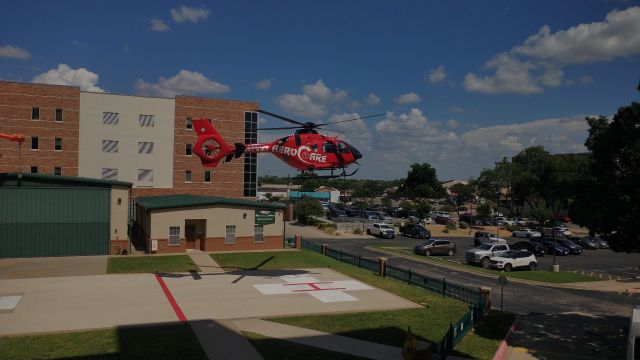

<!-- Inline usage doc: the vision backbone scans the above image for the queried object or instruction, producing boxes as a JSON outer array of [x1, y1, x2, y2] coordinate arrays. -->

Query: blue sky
[[2, 1, 639, 180]]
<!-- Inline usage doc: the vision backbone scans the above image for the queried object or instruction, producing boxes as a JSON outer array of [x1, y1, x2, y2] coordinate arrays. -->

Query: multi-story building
[[0, 80, 258, 199]]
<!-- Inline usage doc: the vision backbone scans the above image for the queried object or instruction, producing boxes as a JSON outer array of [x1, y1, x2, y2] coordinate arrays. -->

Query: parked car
[[366, 223, 396, 238], [568, 236, 599, 250], [510, 241, 546, 257], [400, 223, 431, 239], [430, 210, 451, 218], [555, 215, 572, 223], [460, 214, 482, 226], [543, 227, 568, 238], [422, 217, 433, 225], [510, 217, 527, 226], [493, 216, 515, 226], [474, 231, 508, 246], [466, 243, 510, 268], [512, 228, 542, 238], [434, 216, 456, 225], [490, 250, 538, 271], [413, 239, 457, 256], [541, 239, 569, 256], [594, 236, 610, 249], [556, 239, 582, 254], [554, 224, 572, 236]]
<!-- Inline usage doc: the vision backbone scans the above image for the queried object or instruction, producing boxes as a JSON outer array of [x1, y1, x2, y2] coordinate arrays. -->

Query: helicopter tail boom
[[191, 118, 244, 168]]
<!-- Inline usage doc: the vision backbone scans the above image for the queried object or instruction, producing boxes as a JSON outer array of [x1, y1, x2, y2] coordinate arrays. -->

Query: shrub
[[445, 222, 457, 231], [459, 221, 468, 229], [353, 226, 363, 235], [505, 224, 518, 232], [442, 228, 450, 233]]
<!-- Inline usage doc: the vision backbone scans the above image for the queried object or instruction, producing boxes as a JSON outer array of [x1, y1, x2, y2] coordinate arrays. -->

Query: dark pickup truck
[[399, 223, 431, 239]]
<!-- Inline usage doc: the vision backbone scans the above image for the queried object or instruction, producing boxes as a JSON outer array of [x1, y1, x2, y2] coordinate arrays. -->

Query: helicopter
[[191, 109, 382, 178]]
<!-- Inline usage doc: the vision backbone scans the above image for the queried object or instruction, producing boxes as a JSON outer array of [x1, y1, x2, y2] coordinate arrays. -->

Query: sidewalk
[[234, 318, 404, 360], [187, 251, 225, 273]]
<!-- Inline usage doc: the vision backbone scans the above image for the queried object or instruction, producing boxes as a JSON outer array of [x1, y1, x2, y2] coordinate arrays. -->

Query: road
[[303, 235, 639, 360]]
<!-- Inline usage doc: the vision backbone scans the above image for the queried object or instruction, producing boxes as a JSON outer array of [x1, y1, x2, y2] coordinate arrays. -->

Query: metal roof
[[0, 173, 133, 188], [136, 194, 286, 211]]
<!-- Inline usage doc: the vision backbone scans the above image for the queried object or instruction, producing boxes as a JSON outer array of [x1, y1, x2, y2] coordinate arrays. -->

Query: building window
[[243, 112, 258, 197], [103, 112, 119, 125], [138, 142, 154, 154], [139, 114, 154, 127], [169, 226, 180, 246], [138, 169, 153, 182], [30, 166, 38, 174], [54, 167, 62, 176], [54, 138, 62, 151], [55, 108, 63, 122], [185, 144, 192, 156], [204, 170, 211, 183], [31, 136, 38, 150], [186, 118, 192, 129], [225, 225, 236, 244], [102, 140, 118, 153], [32, 107, 39, 120], [254, 225, 264, 243], [185, 170, 192, 182], [102, 168, 118, 180]]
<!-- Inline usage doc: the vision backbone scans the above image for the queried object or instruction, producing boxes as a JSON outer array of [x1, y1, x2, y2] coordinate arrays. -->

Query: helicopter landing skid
[[296, 166, 359, 180]]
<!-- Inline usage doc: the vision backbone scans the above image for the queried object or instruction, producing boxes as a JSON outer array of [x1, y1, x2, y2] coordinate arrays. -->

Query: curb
[[492, 318, 518, 360]]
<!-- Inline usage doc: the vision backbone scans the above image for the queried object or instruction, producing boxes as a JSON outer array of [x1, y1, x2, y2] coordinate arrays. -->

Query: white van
[[629, 305, 640, 360], [430, 210, 450, 218]]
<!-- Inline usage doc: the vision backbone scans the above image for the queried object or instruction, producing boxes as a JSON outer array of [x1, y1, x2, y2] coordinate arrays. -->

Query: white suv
[[490, 250, 537, 271]]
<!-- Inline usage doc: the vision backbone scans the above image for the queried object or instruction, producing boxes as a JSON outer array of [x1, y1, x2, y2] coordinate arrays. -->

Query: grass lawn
[[213, 250, 512, 360], [374, 246, 602, 283], [107, 255, 198, 273], [244, 331, 369, 360], [0, 324, 207, 360]]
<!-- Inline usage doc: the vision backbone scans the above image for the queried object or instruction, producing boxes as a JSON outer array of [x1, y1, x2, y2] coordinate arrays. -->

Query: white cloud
[[464, 53, 542, 94], [171, 5, 210, 23], [327, 113, 373, 151], [150, 18, 171, 32], [447, 119, 460, 129], [135, 70, 230, 97], [32, 64, 104, 92], [276, 79, 351, 118], [365, 93, 381, 106], [255, 79, 272, 90], [395, 92, 422, 104], [465, 6, 640, 95], [427, 65, 447, 84], [514, 7, 640, 64], [0, 44, 31, 60]]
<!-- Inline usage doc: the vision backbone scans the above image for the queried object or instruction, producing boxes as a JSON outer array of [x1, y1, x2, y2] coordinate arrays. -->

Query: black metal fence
[[301, 241, 488, 358]]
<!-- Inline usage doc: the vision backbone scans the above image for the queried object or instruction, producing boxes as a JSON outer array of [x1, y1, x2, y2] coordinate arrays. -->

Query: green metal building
[[0, 173, 132, 258]]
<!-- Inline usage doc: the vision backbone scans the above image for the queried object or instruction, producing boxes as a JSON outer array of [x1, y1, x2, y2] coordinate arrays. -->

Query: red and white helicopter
[[191, 110, 381, 178]]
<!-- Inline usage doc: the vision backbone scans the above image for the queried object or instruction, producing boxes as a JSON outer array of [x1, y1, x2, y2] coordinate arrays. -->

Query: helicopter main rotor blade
[[314, 113, 385, 127], [255, 109, 306, 126], [255, 126, 301, 131]]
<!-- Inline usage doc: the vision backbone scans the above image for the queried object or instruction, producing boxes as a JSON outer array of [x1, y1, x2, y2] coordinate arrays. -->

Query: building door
[[185, 224, 196, 250]]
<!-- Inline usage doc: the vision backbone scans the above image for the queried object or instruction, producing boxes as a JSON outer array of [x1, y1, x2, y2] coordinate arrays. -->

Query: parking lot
[[388, 234, 640, 280]]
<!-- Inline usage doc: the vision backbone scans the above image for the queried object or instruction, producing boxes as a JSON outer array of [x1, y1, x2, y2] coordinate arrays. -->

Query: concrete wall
[[78, 92, 175, 188], [110, 186, 130, 242]]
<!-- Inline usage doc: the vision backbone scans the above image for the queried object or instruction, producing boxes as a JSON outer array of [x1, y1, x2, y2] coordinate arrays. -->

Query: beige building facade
[[135, 195, 287, 254]]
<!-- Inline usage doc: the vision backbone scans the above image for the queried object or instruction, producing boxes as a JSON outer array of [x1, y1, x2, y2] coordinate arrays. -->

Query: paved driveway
[[0, 256, 107, 279]]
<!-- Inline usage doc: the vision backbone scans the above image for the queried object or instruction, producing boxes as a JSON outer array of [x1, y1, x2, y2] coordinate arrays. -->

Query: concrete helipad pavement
[[0, 268, 420, 336]]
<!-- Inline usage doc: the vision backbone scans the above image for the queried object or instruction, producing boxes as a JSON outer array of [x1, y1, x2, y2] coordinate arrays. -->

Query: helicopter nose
[[350, 145, 362, 159]]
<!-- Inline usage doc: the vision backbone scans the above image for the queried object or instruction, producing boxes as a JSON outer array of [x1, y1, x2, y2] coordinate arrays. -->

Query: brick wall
[[0, 81, 80, 175], [201, 235, 283, 252], [170, 96, 259, 199]]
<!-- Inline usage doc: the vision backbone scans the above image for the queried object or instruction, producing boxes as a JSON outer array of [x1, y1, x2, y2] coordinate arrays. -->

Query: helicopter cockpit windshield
[[338, 141, 362, 159]]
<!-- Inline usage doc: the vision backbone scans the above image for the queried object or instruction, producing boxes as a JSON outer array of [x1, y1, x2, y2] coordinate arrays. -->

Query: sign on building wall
[[255, 209, 276, 225]]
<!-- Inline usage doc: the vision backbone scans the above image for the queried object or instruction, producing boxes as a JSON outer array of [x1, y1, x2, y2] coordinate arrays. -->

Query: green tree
[[294, 197, 324, 224], [398, 163, 446, 200], [381, 197, 392, 208], [571, 83, 640, 252], [529, 200, 552, 227], [476, 202, 492, 222]]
